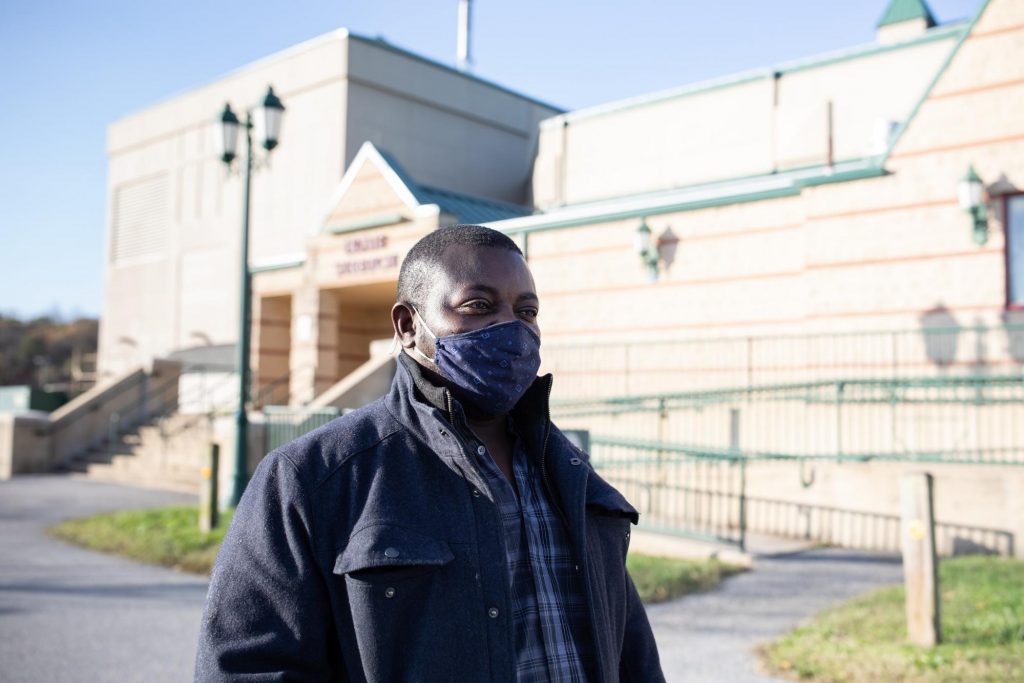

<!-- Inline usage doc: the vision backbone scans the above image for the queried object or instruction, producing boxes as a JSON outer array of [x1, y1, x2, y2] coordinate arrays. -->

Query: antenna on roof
[[457, 0, 473, 71]]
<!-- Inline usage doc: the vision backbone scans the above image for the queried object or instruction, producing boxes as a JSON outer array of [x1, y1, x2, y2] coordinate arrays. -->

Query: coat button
[[472, 488, 481, 497], [476, 445, 486, 456], [384, 547, 400, 558], [570, 458, 582, 466], [384, 587, 396, 598], [488, 607, 500, 619]]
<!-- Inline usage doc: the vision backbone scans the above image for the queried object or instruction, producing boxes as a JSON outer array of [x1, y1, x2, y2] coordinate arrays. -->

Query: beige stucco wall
[[532, 26, 959, 208]]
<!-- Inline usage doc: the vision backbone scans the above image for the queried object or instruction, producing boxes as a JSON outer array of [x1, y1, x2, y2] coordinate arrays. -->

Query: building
[[99, 0, 1024, 405], [99, 29, 560, 392], [5, 0, 1021, 554]]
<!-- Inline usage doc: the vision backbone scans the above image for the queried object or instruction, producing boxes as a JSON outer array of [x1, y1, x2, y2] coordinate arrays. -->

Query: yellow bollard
[[199, 443, 220, 533]]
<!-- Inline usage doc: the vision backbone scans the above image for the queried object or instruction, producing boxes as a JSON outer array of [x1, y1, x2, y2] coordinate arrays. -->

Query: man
[[196, 225, 664, 682]]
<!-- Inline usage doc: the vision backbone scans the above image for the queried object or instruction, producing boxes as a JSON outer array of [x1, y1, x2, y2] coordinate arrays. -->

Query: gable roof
[[317, 142, 531, 235], [414, 185, 534, 224], [878, 0, 937, 27]]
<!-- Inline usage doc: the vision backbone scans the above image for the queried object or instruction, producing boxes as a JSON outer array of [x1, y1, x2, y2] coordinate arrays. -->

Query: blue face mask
[[412, 312, 542, 415]]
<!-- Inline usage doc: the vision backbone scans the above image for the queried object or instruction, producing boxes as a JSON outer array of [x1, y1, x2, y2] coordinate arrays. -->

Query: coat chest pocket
[[334, 525, 473, 680], [334, 524, 454, 587]]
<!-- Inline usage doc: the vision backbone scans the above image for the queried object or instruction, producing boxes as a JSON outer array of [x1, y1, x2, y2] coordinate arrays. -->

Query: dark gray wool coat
[[195, 353, 665, 682]]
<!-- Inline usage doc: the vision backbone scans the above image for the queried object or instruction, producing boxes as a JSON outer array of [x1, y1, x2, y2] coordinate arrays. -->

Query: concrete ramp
[[309, 344, 396, 412]]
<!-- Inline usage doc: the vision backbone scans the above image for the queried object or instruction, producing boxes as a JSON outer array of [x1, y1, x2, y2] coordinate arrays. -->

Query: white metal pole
[[457, 0, 472, 71]]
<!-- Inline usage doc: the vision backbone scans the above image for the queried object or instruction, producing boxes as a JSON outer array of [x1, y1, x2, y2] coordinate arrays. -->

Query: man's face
[[399, 244, 540, 372]]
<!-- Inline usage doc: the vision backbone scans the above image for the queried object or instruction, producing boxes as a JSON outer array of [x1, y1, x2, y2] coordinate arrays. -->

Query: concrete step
[[63, 444, 204, 491], [69, 468, 200, 495], [81, 447, 132, 463], [54, 460, 90, 474], [102, 452, 203, 477], [54, 408, 216, 494], [123, 447, 206, 468], [137, 424, 212, 451], [80, 457, 201, 484]]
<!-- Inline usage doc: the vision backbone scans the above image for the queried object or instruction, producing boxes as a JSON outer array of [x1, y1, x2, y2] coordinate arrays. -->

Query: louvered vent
[[111, 174, 169, 264]]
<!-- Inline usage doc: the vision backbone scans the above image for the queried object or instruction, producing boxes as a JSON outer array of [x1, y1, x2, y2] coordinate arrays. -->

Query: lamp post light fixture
[[634, 217, 659, 282], [958, 165, 989, 246], [217, 85, 286, 507]]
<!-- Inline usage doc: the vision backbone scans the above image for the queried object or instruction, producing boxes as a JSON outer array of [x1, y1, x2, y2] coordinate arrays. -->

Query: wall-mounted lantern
[[958, 165, 988, 245], [634, 217, 658, 282]]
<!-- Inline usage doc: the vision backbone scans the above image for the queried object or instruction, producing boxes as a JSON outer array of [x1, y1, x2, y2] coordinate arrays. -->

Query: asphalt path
[[0, 475, 904, 682], [0, 475, 205, 683], [650, 548, 903, 682]]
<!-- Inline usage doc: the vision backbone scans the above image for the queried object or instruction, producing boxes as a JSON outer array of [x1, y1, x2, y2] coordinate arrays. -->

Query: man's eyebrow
[[462, 284, 500, 297], [459, 284, 538, 301]]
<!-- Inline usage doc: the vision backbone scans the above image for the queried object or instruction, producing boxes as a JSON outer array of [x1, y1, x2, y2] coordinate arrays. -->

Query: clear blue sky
[[0, 0, 979, 320]]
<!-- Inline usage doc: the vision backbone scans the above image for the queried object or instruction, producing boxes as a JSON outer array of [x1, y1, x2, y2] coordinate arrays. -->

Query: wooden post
[[900, 473, 940, 647], [199, 443, 220, 533]]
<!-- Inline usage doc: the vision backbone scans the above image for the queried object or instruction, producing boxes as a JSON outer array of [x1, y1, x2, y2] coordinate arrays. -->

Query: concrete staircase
[[57, 412, 214, 494]]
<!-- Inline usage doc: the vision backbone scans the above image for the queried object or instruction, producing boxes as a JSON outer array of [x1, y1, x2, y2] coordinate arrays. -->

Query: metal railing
[[554, 375, 1024, 465], [589, 440, 747, 549], [552, 372, 1024, 551], [743, 494, 1014, 556], [542, 323, 1024, 399], [48, 363, 183, 465], [264, 406, 341, 453], [242, 372, 1024, 554]]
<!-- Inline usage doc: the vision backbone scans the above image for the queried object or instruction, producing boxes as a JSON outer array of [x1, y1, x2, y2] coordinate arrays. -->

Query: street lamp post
[[217, 86, 285, 507]]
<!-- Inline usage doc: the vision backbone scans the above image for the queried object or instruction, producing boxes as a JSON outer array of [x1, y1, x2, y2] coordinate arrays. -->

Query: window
[[111, 174, 169, 265], [1009, 195, 1024, 308]]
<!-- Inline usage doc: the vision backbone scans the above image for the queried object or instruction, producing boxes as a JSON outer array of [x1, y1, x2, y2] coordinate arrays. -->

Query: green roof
[[413, 185, 532, 224], [878, 0, 937, 27], [373, 147, 532, 224]]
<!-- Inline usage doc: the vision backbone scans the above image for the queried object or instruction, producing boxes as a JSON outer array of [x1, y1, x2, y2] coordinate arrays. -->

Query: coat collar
[[395, 351, 553, 428], [389, 352, 636, 524]]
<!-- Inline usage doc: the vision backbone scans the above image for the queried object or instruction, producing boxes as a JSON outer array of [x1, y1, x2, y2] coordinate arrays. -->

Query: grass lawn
[[51, 506, 743, 602], [49, 506, 233, 575], [627, 553, 745, 603], [762, 556, 1024, 682]]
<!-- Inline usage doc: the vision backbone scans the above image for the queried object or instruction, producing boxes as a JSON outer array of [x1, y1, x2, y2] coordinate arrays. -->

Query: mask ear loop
[[406, 306, 437, 363], [388, 333, 400, 356]]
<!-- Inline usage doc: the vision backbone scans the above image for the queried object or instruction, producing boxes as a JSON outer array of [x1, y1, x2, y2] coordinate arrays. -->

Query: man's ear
[[391, 302, 417, 350]]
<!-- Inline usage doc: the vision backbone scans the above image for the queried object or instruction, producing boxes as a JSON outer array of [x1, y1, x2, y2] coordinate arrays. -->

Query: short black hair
[[397, 224, 523, 306]]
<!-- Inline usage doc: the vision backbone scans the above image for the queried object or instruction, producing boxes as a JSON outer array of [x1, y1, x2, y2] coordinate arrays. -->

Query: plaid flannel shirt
[[465, 425, 594, 683]]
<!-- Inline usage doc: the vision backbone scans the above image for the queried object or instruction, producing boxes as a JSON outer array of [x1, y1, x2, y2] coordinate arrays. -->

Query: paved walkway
[[0, 475, 205, 683], [1, 475, 904, 682], [650, 547, 903, 681]]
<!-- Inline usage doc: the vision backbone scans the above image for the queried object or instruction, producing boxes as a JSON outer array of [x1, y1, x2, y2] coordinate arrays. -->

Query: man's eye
[[461, 300, 491, 311], [519, 308, 539, 319]]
